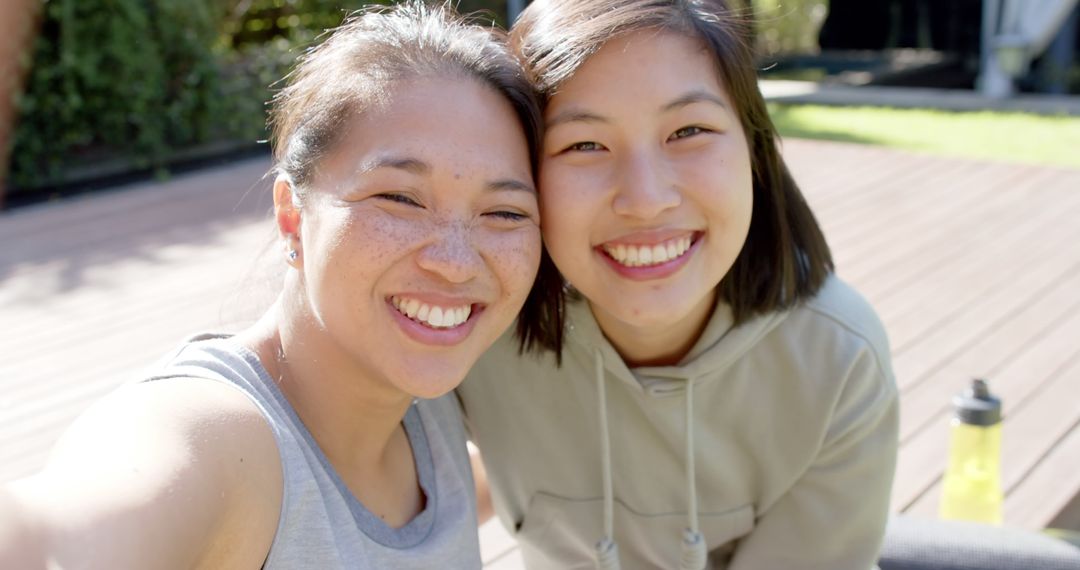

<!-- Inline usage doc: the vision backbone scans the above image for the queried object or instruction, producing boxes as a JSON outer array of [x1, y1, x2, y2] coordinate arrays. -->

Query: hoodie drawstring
[[594, 350, 621, 570], [680, 378, 707, 570], [593, 349, 706, 570]]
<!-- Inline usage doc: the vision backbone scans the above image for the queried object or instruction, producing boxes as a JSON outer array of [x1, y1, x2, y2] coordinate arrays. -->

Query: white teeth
[[429, 307, 444, 327], [602, 236, 693, 267], [391, 296, 472, 329]]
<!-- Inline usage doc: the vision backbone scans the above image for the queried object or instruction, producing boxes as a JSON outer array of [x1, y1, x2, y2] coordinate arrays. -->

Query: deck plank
[[892, 295, 1080, 512]]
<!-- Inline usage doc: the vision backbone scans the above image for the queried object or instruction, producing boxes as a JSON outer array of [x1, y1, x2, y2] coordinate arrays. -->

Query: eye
[[669, 126, 709, 141], [483, 210, 531, 222], [375, 193, 422, 207], [563, 141, 605, 153]]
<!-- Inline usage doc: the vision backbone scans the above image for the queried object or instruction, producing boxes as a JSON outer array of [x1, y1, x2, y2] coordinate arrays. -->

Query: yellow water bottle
[[939, 378, 1003, 524]]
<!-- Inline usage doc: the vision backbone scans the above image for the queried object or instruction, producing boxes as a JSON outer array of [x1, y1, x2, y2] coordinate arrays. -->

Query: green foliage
[[210, 0, 510, 121], [220, 0, 378, 49], [754, 0, 829, 56], [10, 0, 243, 189], [216, 0, 506, 51], [10, 0, 513, 192], [212, 0, 383, 145]]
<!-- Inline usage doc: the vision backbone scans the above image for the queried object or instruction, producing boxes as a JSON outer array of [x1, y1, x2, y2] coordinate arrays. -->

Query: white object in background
[[980, 0, 1078, 98]]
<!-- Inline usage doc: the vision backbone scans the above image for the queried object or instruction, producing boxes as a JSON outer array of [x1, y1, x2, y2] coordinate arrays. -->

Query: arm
[[0, 484, 42, 569], [729, 351, 900, 570], [0, 379, 282, 570]]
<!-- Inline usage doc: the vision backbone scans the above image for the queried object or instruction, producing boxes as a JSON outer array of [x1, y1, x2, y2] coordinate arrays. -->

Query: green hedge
[[8, 0, 514, 193], [11, 0, 233, 190], [8, 0, 370, 192]]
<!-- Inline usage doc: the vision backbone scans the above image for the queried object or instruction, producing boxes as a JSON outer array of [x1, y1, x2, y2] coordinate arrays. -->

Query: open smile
[[390, 296, 475, 329], [600, 234, 695, 267], [596, 232, 702, 280], [387, 295, 485, 347]]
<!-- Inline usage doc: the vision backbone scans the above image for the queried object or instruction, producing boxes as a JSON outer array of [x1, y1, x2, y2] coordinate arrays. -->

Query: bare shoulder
[[4, 378, 282, 570]]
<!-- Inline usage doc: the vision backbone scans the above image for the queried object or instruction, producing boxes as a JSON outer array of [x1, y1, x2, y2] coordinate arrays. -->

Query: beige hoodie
[[458, 275, 899, 569]]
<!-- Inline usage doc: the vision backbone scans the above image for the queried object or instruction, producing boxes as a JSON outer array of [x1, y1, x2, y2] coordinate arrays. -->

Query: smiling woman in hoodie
[[456, 1, 900, 569]]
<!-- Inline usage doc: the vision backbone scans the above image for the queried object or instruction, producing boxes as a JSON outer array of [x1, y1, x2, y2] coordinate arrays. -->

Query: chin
[[396, 366, 470, 400], [619, 308, 690, 330], [599, 292, 700, 327]]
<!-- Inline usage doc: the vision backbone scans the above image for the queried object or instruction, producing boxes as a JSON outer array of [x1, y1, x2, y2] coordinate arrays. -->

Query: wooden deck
[[2, 139, 1079, 566]]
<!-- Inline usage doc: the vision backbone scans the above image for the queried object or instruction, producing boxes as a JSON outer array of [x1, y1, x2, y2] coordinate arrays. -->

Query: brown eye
[[670, 126, 706, 140], [565, 141, 604, 152]]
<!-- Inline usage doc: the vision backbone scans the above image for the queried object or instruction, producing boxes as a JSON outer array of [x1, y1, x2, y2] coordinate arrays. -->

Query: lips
[[390, 295, 473, 329]]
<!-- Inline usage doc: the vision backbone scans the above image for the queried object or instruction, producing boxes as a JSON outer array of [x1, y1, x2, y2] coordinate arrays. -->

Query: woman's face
[[294, 76, 540, 398], [540, 30, 753, 338]]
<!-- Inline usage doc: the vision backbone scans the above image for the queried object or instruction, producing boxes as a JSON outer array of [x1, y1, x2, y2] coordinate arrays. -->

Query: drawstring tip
[[679, 529, 707, 570], [594, 536, 621, 570]]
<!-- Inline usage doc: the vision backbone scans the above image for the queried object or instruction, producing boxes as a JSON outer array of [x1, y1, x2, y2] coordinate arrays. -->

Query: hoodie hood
[[564, 294, 791, 395]]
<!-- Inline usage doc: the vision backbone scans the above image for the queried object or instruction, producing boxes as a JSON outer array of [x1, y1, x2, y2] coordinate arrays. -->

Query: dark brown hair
[[512, 0, 833, 356], [268, 1, 561, 354]]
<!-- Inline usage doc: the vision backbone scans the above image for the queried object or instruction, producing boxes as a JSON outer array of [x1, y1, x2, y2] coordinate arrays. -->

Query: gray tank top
[[143, 334, 481, 569]]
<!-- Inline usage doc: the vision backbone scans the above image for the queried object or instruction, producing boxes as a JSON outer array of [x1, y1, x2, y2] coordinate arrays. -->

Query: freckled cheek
[[320, 214, 435, 290], [354, 210, 434, 246], [478, 228, 542, 301]]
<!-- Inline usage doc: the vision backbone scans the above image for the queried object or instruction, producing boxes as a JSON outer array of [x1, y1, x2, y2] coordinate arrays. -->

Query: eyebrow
[[487, 179, 537, 195], [358, 154, 534, 195], [662, 90, 729, 112], [546, 110, 610, 129], [357, 155, 431, 176], [546, 89, 729, 129]]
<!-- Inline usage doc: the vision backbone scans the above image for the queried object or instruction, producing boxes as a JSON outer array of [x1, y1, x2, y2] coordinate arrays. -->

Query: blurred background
[[0, 0, 1078, 207]]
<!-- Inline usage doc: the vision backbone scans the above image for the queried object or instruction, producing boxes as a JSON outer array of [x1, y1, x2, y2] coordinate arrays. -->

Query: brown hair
[[268, 1, 561, 354], [512, 0, 833, 356]]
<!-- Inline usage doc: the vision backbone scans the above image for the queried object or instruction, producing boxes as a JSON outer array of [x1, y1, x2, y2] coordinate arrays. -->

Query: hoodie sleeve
[[727, 347, 900, 570]]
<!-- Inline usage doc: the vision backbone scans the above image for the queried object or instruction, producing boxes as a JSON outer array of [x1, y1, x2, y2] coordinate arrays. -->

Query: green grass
[[768, 104, 1080, 169]]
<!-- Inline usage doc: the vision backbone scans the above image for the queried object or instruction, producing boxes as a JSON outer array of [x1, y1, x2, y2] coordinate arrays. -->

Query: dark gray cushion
[[878, 516, 1080, 570]]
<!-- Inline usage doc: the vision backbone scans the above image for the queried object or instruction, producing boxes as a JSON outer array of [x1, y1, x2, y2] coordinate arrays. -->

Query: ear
[[273, 174, 301, 238], [273, 174, 303, 266]]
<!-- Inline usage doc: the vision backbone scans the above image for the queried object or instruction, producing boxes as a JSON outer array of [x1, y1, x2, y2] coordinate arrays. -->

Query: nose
[[415, 219, 484, 284], [611, 149, 681, 220]]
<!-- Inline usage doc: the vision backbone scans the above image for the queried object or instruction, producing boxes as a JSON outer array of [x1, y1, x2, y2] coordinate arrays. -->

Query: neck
[[590, 289, 717, 368], [237, 299, 413, 473]]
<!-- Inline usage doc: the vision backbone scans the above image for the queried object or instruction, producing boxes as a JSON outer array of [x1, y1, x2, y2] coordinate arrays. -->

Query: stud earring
[[288, 250, 298, 261]]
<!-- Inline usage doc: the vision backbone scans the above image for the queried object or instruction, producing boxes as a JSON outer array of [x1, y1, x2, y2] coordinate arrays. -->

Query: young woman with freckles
[[457, 1, 900, 569], [0, 3, 545, 568]]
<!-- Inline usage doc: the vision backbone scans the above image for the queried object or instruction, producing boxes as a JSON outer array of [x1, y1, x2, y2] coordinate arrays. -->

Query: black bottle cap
[[953, 378, 1002, 426]]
